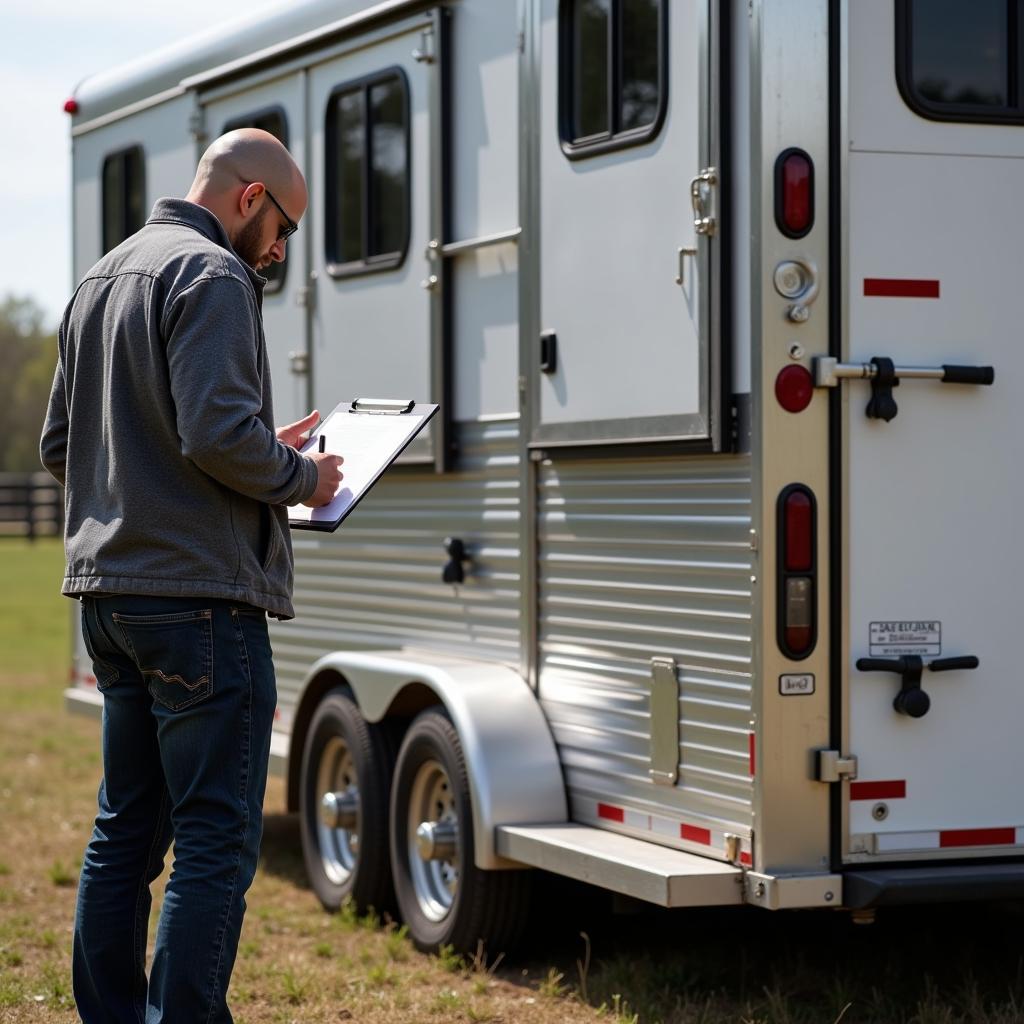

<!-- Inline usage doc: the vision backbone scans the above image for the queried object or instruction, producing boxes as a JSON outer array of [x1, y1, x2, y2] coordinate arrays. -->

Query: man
[[39, 128, 342, 1023]]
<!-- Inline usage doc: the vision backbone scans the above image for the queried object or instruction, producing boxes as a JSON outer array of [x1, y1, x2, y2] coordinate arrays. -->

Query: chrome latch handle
[[814, 356, 994, 421], [690, 168, 718, 237]]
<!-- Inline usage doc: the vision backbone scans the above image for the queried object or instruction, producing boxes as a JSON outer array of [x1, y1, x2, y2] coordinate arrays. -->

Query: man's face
[[232, 204, 279, 272]]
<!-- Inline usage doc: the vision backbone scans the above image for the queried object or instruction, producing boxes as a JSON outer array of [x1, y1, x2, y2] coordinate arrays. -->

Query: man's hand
[[303, 452, 344, 507], [278, 409, 320, 450]]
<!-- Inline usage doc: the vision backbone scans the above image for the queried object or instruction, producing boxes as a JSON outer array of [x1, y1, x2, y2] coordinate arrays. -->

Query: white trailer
[[64, 0, 1022, 953]]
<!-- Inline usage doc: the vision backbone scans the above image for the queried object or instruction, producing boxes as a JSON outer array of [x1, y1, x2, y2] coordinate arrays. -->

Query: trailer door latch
[[813, 356, 994, 421], [856, 655, 979, 718], [816, 750, 858, 783]]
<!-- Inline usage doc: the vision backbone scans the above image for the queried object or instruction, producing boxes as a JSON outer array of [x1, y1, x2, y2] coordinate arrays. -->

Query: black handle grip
[[856, 658, 905, 674], [942, 365, 994, 385], [929, 656, 979, 672]]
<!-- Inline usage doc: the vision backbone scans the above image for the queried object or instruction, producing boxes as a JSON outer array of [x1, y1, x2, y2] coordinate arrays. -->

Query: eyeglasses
[[264, 188, 298, 242]]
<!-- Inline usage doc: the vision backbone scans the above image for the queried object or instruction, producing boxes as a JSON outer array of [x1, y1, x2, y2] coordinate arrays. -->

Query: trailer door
[[532, 0, 721, 448], [202, 74, 310, 427], [842, 0, 1024, 864], [307, 12, 437, 462]]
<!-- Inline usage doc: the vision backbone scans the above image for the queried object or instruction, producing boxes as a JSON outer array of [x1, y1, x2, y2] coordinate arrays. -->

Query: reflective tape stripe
[[850, 780, 906, 801]]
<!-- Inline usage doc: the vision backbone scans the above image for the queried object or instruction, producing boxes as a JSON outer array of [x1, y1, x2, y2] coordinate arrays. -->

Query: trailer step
[[495, 824, 744, 907]]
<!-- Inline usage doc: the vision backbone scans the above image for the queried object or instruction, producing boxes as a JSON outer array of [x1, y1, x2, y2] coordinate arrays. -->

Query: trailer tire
[[390, 707, 532, 955], [299, 689, 395, 916]]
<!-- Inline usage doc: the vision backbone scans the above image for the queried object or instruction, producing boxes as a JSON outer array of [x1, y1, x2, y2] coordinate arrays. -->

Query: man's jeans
[[73, 595, 277, 1024]]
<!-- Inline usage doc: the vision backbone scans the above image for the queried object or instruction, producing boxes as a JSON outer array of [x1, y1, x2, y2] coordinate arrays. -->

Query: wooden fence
[[0, 472, 63, 540]]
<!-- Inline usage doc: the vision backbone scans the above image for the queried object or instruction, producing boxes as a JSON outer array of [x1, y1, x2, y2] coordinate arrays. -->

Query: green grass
[[0, 538, 69, 682]]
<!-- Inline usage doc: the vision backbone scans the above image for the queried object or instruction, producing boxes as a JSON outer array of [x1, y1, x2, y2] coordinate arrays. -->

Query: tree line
[[1, 295, 59, 473]]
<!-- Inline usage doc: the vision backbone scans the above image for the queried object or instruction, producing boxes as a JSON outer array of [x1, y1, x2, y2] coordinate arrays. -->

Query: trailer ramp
[[496, 824, 743, 908]]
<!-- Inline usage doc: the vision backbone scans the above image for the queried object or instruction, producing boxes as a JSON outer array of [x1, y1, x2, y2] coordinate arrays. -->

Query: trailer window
[[560, 0, 667, 158], [897, 0, 1024, 123], [325, 69, 410, 276], [222, 108, 290, 293], [101, 146, 145, 254]]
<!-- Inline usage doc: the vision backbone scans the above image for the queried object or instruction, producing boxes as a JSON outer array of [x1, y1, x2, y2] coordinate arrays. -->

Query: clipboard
[[288, 398, 439, 532]]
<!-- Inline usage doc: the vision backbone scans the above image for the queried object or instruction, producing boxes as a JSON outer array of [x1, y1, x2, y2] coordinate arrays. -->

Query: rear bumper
[[845, 863, 1024, 908]]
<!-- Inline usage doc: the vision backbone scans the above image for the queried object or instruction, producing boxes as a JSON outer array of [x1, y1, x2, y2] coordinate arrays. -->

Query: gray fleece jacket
[[39, 198, 319, 619]]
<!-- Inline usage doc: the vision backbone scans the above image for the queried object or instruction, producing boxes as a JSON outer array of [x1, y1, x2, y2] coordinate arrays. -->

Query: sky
[[2, 1, 273, 330]]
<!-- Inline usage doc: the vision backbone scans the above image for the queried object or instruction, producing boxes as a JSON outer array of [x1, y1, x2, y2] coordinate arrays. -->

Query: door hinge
[[412, 28, 435, 63], [816, 750, 858, 783], [288, 351, 309, 375], [188, 110, 206, 144], [295, 275, 317, 312], [690, 167, 718, 236]]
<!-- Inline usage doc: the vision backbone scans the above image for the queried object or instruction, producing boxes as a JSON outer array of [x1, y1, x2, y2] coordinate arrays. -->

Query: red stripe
[[748, 733, 756, 777], [597, 802, 624, 823], [864, 278, 940, 298], [850, 780, 906, 801], [940, 827, 1016, 848], [680, 824, 712, 846], [739, 851, 752, 867]]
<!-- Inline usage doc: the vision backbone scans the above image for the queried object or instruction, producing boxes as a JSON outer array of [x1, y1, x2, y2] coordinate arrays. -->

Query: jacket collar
[[146, 198, 267, 297]]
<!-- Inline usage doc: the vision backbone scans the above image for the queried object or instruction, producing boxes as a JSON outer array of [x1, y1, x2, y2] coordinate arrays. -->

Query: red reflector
[[775, 148, 814, 238], [785, 624, 813, 654], [940, 827, 1015, 849], [775, 365, 814, 413], [850, 780, 906, 801], [64, 97, 79, 115], [597, 802, 624, 823], [784, 490, 813, 571], [680, 824, 712, 846]]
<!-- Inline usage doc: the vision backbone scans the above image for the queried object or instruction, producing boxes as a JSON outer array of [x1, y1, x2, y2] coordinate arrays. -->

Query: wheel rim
[[407, 757, 459, 922], [315, 736, 360, 885]]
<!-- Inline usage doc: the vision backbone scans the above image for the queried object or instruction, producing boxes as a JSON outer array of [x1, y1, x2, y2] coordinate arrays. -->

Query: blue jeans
[[73, 595, 277, 1024]]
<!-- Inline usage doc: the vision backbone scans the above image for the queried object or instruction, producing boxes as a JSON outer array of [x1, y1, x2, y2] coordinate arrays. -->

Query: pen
[[318, 434, 326, 454]]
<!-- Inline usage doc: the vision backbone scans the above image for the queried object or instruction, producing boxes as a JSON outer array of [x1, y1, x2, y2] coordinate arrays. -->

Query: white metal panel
[[307, 22, 434, 447], [449, 0, 520, 420], [536, 0, 705, 433], [450, 0, 519, 241], [452, 247, 519, 419], [845, 3, 1024, 854], [202, 72, 310, 427], [536, 453, 755, 858], [71, 94, 195, 279], [849, 0, 1024, 160]]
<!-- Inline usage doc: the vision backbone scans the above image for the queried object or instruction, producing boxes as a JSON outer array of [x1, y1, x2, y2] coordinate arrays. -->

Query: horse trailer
[[63, 0, 1021, 952]]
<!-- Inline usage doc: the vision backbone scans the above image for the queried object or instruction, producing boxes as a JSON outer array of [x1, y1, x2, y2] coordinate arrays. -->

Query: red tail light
[[775, 148, 814, 239], [63, 98, 79, 115], [777, 485, 816, 659]]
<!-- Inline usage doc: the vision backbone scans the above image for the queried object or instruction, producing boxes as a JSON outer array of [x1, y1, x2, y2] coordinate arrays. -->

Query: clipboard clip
[[349, 398, 415, 415]]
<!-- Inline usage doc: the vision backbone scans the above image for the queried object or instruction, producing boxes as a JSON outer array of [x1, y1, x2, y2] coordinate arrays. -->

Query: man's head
[[186, 128, 307, 272]]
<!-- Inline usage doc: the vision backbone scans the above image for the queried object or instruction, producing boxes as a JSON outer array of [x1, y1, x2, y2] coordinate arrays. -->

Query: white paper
[[288, 402, 435, 527]]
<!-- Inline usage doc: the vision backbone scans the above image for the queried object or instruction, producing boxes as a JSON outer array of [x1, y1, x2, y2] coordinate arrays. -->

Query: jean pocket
[[80, 605, 120, 691], [113, 609, 214, 712]]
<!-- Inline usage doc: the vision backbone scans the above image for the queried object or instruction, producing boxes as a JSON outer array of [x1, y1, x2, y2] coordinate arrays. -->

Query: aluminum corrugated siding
[[271, 418, 522, 723], [537, 453, 755, 856]]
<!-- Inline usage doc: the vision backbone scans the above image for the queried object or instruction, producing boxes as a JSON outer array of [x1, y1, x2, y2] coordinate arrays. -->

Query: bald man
[[40, 129, 342, 1024]]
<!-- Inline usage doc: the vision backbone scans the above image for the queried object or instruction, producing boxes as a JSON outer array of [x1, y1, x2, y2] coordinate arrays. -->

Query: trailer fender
[[299, 651, 569, 869]]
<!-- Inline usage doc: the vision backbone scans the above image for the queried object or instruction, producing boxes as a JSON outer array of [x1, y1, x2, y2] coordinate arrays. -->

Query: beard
[[232, 205, 269, 271]]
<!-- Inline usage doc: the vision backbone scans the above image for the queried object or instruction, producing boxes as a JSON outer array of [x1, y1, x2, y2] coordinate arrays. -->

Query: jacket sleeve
[[163, 275, 318, 506], [39, 326, 68, 487]]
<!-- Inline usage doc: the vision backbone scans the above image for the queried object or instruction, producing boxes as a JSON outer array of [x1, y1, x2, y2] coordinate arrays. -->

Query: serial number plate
[[869, 620, 941, 656]]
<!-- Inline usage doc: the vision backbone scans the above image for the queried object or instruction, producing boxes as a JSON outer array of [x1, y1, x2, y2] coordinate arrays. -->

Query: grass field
[[2, 538, 1024, 1023]]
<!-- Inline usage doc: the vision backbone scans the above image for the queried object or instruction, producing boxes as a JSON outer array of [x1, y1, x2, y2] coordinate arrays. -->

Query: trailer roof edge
[[68, 0, 435, 132]]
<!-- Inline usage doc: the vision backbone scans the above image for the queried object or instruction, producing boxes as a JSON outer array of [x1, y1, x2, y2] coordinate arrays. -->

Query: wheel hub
[[415, 819, 458, 861], [321, 790, 359, 830]]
